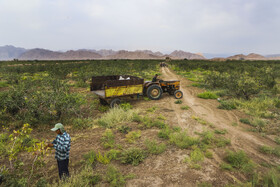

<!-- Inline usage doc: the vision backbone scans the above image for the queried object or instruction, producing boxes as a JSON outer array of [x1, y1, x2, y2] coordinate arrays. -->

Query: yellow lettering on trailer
[[105, 84, 143, 98]]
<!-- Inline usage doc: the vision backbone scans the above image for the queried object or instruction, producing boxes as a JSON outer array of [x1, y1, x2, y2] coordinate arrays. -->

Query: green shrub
[[218, 100, 237, 110], [106, 149, 121, 160], [197, 91, 218, 99], [72, 118, 92, 129], [125, 131, 141, 143], [224, 150, 255, 173], [152, 120, 166, 129], [214, 129, 227, 134], [205, 150, 213, 159], [120, 102, 133, 111], [0, 81, 8, 88], [181, 105, 190, 110], [118, 125, 132, 134], [83, 150, 97, 166], [169, 131, 200, 149], [175, 100, 183, 104], [158, 127, 171, 139], [189, 147, 204, 163], [105, 166, 126, 187], [147, 106, 157, 112], [275, 137, 280, 145], [98, 105, 109, 112], [157, 114, 166, 120], [240, 118, 251, 125], [97, 108, 138, 128], [118, 148, 146, 166], [215, 137, 231, 147], [101, 129, 115, 149], [220, 163, 233, 171], [259, 146, 280, 157], [145, 139, 166, 155]]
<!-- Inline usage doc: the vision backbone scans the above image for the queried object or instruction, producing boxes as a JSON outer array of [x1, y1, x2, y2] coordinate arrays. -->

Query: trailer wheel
[[110, 98, 121, 108], [99, 98, 108, 105], [147, 85, 163, 100], [174, 90, 183, 99]]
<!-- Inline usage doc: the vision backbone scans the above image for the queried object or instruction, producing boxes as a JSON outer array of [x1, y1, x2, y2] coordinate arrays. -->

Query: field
[[0, 59, 280, 186]]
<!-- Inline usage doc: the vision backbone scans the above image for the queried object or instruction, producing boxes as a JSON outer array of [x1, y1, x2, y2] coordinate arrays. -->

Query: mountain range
[[0, 45, 279, 60]]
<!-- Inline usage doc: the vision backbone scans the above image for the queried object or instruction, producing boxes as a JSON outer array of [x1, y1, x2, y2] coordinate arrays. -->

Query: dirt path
[[160, 67, 278, 165]]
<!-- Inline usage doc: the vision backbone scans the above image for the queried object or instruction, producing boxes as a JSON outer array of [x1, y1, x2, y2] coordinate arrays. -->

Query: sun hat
[[51, 123, 65, 133]]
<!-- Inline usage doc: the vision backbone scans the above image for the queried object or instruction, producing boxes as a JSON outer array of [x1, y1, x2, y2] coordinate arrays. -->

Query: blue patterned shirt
[[52, 132, 71, 161]]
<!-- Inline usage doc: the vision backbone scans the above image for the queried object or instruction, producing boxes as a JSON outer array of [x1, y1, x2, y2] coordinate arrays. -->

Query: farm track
[[161, 67, 278, 165]]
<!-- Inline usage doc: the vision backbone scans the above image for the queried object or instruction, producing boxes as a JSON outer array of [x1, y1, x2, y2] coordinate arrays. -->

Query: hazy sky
[[0, 0, 280, 54]]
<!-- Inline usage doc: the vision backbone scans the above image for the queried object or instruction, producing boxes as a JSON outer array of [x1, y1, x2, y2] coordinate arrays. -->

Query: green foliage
[[224, 150, 255, 173], [181, 105, 190, 110], [0, 78, 85, 125], [197, 91, 219, 99], [220, 163, 233, 171], [125, 130, 141, 143], [98, 105, 109, 112], [118, 148, 146, 166], [205, 150, 213, 159], [101, 129, 115, 149], [83, 150, 97, 166], [118, 125, 132, 134], [169, 131, 200, 149], [157, 114, 166, 120], [158, 127, 171, 139], [259, 146, 280, 157], [0, 81, 8, 87], [218, 100, 237, 110], [214, 129, 227, 134], [189, 147, 204, 163], [175, 99, 183, 104], [145, 139, 166, 155], [105, 166, 126, 187], [240, 118, 251, 125], [96, 151, 111, 164], [97, 108, 138, 128], [147, 106, 157, 112], [106, 149, 121, 160], [120, 102, 133, 111], [72, 117, 92, 129], [275, 136, 280, 145], [51, 166, 101, 186]]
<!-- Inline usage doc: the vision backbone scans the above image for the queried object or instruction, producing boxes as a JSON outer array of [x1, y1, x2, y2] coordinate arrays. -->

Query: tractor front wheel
[[146, 85, 163, 100], [174, 90, 183, 99]]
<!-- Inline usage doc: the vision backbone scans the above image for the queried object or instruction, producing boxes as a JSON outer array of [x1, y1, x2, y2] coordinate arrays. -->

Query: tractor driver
[[152, 74, 159, 82]]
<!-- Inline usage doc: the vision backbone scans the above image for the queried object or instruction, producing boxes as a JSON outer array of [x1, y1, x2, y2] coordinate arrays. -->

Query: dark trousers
[[57, 159, 69, 179]]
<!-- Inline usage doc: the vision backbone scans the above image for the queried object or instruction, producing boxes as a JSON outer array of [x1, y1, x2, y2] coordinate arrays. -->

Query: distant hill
[[227, 53, 266, 60], [19, 49, 101, 60], [0, 45, 27, 60], [2, 45, 275, 60], [169, 50, 205, 59], [105, 50, 161, 59]]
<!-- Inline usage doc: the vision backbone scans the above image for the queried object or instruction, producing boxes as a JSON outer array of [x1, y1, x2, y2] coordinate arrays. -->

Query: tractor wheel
[[146, 85, 163, 100], [110, 98, 121, 108], [99, 98, 108, 105], [174, 90, 183, 99]]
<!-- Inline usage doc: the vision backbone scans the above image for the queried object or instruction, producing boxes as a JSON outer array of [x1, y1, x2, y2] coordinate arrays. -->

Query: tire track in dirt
[[161, 67, 277, 164]]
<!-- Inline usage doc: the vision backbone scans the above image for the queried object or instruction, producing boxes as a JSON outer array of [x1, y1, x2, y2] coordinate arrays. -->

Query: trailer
[[90, 75, 144, 107]]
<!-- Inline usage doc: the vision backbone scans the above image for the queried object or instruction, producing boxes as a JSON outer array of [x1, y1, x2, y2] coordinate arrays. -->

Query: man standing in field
[[47, 123, 71, 180]]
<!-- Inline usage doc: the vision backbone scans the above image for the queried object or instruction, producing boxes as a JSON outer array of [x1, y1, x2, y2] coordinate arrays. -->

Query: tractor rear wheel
[[146, 85, 163, 100], [110, 98, 121, 108], [174, 90, 183, 99]]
